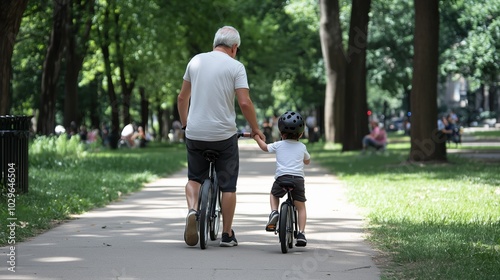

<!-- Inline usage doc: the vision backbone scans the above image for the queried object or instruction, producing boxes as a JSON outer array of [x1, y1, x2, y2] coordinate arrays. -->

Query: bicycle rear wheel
[[199, 179, 212, 249], [209, 186, 221, 241], [279, 203, 293, 253]]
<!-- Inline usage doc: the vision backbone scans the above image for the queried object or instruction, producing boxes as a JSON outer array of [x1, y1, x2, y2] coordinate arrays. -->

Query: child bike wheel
[[279, 203, 292, 253], [199, 180, 212, 249], [209, 189, 221, 241]]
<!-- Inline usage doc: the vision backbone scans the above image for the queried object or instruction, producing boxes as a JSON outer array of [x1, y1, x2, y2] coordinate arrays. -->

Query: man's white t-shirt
[[267, 140, 311, 179], [183, 51, 249, 141]]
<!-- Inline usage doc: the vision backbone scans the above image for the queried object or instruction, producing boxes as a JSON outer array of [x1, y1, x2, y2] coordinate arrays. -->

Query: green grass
[[307, 141, 500, 280], [0, 137, 186, 245], [466, 129, 500, 138]]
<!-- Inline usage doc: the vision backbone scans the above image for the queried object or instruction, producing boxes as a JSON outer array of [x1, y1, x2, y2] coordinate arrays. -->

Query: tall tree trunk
[[63, 0, 94, 129], [140, 86, 148, 128], [490, 86, 500, 125], [38, 0, 69, 135], [495, 86, 500, 124], [99, 4, 120, 149], [488, 84, 495, 113], [342, 0, 371, 151], [114, 10, 136, 126], [409, 0, 445, 162], [0, 0, 29, 115], [319, 0, 346, 143], [157, 104, 164, 142], [88, 79, 100, 129]]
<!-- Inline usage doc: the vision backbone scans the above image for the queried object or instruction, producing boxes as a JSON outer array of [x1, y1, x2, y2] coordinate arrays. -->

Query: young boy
[[253, 111, 311, 246]]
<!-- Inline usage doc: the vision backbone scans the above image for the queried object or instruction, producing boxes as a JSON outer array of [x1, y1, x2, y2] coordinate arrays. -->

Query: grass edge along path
[[0, 137, 187, 246], [307, 142, 500, 280]]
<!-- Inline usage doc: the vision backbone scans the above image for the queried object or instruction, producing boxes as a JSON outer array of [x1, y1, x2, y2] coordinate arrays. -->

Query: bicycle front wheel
[[199, 179, 212, 249], [209, 186, 221, 241], [279, 203, 293, 253]]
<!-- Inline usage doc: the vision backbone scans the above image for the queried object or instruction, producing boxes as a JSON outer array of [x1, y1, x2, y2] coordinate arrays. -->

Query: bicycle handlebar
[[237, 132, 251, 138]]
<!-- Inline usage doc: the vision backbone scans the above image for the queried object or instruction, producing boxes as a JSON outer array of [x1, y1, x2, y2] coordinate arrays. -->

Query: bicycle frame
[[196, 133, 249, 249], [198, 150, 221, 249]]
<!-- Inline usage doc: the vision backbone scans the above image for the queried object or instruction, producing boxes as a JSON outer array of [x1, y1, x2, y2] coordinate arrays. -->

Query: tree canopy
[[1, 0, 497, 149]]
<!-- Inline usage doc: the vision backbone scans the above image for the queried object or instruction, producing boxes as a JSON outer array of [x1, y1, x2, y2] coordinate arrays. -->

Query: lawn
[[0, 136, 187, 245], [307, 140, 500, 280]]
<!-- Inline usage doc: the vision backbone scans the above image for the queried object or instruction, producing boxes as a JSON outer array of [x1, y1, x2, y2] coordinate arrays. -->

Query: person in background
[[172, 120, 183, 142], [79, 125, 88, 142], [132, 126, 147, 147], [306, 114, 317, 143], [361, 120, 387, 153]]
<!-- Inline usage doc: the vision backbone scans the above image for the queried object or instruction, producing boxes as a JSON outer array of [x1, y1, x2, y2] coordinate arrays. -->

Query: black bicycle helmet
[[278, 111, 305, 134]]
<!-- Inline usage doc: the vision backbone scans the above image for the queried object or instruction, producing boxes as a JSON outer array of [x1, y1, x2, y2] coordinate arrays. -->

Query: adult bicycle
[[197, 132, 250, 249], [275, 181, 299, 254]]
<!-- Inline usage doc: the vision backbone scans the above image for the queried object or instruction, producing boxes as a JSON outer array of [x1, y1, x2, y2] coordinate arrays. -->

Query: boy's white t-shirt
[[183, 51, 249, 141], [267, 139, 311, 179]]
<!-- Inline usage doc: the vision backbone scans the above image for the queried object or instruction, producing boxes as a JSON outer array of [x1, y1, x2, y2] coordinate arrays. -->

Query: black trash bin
[[0, 115, 32, 194]]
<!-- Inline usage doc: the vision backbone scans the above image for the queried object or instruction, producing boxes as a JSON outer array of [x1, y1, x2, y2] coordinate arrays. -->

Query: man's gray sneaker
[[220, 229, 238, 247], [184, 209, 198, 246], [265, 210, 279, 231]]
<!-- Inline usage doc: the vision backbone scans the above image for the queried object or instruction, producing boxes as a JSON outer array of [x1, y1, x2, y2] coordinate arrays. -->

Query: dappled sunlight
[[33, 256, 83, 263], [143, 239, 184, 244], [241, 157, 276, 163], [72, 234, 112, 238]]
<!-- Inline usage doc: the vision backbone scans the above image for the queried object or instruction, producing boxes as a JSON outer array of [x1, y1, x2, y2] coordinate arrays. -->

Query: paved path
[[1, 145, 380, 280]]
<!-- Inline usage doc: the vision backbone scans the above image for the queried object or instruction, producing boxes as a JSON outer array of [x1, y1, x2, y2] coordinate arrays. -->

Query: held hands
[[251, 129, 266, 142], [252, 131, 268, 152]]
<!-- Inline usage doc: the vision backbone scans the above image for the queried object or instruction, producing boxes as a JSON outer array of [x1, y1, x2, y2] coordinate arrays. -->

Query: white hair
[[213, 26, 241, 48]]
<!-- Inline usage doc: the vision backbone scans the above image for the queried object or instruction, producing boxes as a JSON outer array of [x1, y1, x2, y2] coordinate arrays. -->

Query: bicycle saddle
[[279, 180, 296, 191], [202, 150, 219, 162]]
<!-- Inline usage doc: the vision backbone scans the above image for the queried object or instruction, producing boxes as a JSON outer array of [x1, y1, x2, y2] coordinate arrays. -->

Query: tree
[[0, 0, 29, 115], [409, 0, 445, 162], [342, 0, 371, 151], [37, 0, 70, 135], [319, 0, 346, 143], [440, 0, 500, 121], [97, 0, 120, 148], [63, 0, 95, 129], [367, 0, 414, 116]]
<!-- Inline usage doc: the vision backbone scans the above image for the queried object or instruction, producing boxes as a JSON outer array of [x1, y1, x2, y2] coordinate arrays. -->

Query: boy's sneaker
[[184, 209, 198, 246], [265, 210, 279, 231], [296, 232, 307, 247], [220, 229, 238, 247]]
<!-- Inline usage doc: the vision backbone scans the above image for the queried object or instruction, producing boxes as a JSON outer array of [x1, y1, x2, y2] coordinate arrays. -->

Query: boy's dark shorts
[[185, 134, 239, 192], [271, 175, 306, 202]]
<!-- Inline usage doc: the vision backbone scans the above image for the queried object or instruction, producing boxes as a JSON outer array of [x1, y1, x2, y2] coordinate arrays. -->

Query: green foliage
[[367, 0, 414, 101], [0, 140, 186, 245], [440, 0, 500, 90], [11, 2, 51, 115], [307, 141, 500, 279]]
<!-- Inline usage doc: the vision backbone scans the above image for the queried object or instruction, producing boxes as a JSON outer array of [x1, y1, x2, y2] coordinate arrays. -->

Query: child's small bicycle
[[275, 181, 299, 254]]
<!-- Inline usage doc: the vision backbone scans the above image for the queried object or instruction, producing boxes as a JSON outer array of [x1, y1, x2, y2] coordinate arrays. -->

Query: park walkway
[[1, 144, 380, 280]]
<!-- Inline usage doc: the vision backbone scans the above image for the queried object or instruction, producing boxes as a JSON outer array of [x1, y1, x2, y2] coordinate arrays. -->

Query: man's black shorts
[[185, 134, 239, 192]]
